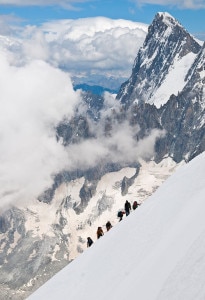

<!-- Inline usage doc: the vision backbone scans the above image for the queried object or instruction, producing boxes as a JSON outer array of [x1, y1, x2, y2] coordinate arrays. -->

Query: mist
[[63, 123, 165, 171], [0, 52, 80, 208], [0, 47, 164, 209]]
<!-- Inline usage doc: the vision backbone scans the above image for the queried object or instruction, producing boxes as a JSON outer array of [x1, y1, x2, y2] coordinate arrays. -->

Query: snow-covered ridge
[[149, 52, 197, 107]]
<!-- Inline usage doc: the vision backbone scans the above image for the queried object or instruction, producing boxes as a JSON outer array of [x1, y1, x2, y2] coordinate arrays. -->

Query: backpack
[[117, 211, 123, 218], [133, 201, 137, 208]]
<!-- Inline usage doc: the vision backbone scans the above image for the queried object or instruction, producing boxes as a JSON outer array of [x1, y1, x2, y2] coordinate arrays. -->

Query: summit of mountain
[[117, 12, 202, 108]]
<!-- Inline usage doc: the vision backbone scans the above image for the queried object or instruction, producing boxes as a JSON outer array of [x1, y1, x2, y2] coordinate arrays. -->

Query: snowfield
[[28, 152, 205, 300]]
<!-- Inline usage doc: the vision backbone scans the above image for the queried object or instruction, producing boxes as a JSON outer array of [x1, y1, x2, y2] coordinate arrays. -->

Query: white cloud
[[0, 15, 22, 35], [5, 17, 146, 79], [39, 17, 148, 78], [0, 17, 147, 80], [0, 47, 164, 209], [0, 52, 80, 208], [63, 119, 165, 171], [0, 0, 90, 9], [22, 30, 50, 61], [2, 0, 205, 9], [134, 0, 205, 9], [0, 17, 159, 210]]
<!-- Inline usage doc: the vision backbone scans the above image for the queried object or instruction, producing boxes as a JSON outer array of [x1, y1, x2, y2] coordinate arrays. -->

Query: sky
[[0, 0, 205, 40], [28, 151, 205, 300]]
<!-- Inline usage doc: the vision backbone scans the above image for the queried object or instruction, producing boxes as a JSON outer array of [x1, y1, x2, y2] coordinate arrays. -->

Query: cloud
[[38, 17, 148, 78], [10, 0, 203, 10], [0, 17, 147, 80], [0, 0, 91, 9], [0, 16, 148, 83], [0, 16, 161, 210], [0, 52, 80, 208], [0, 47, 165, 210], [134, 0, 205, 9], [3, 0, 205, 9], [0, 14, 22, 35], [22, 30, 50, 61], [63, 120, 165, 171]]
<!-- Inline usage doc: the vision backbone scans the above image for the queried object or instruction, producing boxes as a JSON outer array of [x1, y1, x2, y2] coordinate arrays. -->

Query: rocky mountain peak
[[117, 12, 201, 107], [145, 12, 200, 53]]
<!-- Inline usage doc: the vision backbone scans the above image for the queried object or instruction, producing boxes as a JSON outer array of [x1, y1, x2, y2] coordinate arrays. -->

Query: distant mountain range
[[73, 83, 118, 95], [0, 12, 205, 299], [72, 74, 125, 93]]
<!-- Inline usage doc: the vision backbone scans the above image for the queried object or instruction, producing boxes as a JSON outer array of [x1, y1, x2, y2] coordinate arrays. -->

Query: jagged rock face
[[114, 13, 205, 163], [0, 205, 72, 299], [56, 115, 95, 146], [126, 87, 205, 163], [184, 42, 205, 103], [121, 166, 140, 196], [156, 42, 205, 162], [158, 95, 205, 162], [117, 12, 201, 107]]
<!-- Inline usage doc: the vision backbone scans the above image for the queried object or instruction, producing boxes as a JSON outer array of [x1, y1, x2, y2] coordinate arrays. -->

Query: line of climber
[[87, 199, 141, 247]]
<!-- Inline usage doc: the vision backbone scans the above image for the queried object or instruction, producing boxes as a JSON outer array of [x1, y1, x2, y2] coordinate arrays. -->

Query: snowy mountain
[[117, 12, 202, 108], [0, 12, 205, 300], [28, 151, 205, 300], [115, 12, 205, 163]]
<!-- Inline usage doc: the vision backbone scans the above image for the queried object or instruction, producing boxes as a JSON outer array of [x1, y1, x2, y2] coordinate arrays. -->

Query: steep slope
[[28, 152, 205, 300], [0, 158, 178, 299], [117, 12, 201, 108]]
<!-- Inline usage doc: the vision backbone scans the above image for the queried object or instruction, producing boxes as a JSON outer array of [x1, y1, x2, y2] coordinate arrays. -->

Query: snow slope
[[149, 52, 197, 108], [22, 157, 178, 262], [28, 151, 205, 300]]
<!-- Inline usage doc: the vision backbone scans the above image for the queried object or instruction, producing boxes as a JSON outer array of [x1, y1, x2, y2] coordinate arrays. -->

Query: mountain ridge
[[117, 12, 201, 108]]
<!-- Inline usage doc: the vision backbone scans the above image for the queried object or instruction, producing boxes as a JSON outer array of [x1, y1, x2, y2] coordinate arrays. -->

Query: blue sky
[[0, 0, 205, 40]]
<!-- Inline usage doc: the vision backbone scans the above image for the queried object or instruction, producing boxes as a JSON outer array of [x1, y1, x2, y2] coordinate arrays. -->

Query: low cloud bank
[[64, 123, 165, 171], [0, 52, 164, 208], [0, 53, 80, 208]]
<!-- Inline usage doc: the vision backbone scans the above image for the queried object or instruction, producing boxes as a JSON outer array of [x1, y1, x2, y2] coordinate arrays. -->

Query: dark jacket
[[106, 221, 112, 231], [125, 200, 131, 212], [87, 237, 93, 247]]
